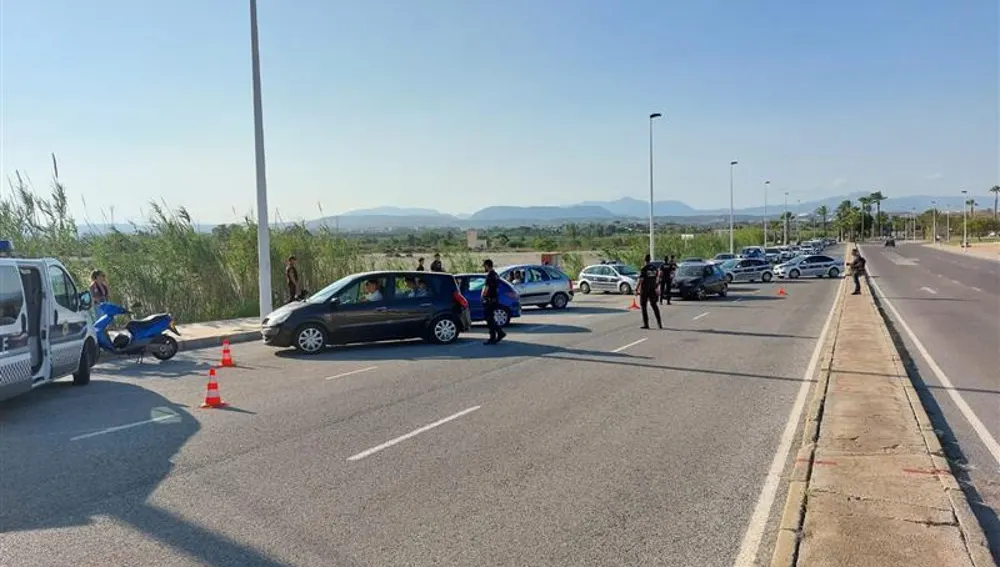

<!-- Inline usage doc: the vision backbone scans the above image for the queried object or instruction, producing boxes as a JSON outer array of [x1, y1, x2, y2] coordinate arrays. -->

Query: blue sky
[[2, 0, 997, 224]]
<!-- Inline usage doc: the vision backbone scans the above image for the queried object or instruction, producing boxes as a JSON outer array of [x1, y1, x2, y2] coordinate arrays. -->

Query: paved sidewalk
[[175, 317, 260, 351], [928, 242, 1000, 263], [771, 277, 995, 566]]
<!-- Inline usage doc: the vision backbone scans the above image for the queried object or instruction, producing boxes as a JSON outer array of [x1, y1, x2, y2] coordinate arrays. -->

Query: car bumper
[[261, 325, 294, 347]]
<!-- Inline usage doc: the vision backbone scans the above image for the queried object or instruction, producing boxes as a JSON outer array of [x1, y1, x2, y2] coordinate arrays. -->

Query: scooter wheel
[[151, 336, 179, 361]]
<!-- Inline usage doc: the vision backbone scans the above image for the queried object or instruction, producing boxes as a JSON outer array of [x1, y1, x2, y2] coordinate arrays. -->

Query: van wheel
[[73, 341, 95, 385], [428, 316, 460, 344], [551, 293, 569, 309], [294, 323, 328, 354]]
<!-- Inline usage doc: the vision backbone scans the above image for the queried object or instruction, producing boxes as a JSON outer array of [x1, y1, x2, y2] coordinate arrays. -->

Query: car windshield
[[614, 265, 638, 276], [306, 274, 356, 304], [784, 256, 804, 265], [721, 259, 739, 269], [676, 265, 705, 277]]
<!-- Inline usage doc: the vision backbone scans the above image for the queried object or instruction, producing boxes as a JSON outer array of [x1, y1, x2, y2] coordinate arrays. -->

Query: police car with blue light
[[0, 240, 97, 401]]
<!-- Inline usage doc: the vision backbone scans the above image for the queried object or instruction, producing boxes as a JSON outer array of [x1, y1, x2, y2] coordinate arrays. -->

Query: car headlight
[[265, 311, 291, 326]]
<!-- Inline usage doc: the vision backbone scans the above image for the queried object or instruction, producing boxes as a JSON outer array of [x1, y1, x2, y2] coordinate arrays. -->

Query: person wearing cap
[[430, 253, 445, 273], [481, 258, 506, 344]]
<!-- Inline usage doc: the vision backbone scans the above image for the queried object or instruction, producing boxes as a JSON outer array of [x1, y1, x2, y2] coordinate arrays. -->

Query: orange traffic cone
[[220, 340, 234, 367], [777, 287, 787, 297], [200, 368, 229, 409], [628, 296, 640, 310]]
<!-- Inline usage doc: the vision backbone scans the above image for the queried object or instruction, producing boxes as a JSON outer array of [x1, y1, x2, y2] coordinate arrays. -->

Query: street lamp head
[[961, 189, 968, 194], [730, 161, 739, 166], [649, 113, 662, 120], [765, 180, 770, 185]]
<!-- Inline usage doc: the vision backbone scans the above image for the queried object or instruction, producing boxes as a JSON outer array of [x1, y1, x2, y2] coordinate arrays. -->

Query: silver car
[[498, 264, 574, 309], [774, 254, 844, 279], [576, 263, 639, 295], [720, 258, 774, 283]]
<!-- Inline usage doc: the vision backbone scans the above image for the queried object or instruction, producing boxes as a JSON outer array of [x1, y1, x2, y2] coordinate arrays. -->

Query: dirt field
[[367, 251, 605, 273], [927, 241, 1000, 262]]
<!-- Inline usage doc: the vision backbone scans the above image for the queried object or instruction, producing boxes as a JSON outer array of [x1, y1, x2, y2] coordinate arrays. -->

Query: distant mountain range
[[77, 193, 995, 234]]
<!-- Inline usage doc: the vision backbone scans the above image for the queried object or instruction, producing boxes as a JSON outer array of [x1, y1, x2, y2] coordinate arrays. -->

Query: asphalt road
[[861, 242, 1000, 556], [1, 272, 842, 567]]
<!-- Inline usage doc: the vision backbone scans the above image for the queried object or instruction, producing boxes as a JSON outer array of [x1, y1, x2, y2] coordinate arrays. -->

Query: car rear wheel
[[619, 282, 632, 295], [789, 269, 801, 279], [762, 271, 773, 282], [493, 307, 511, 327], [294, 323, 328, 354], [718, 285, 728, 298], [696, 287, 707, 301], [550, 292, 569, 309], [428, 315, 460, 344], [578, 281, 591, 294], [724, 273, 733, 283], [828, 267, 840, 278]]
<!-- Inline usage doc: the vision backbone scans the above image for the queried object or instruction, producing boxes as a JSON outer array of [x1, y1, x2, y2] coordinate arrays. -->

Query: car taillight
[[452, 291, 469, 308]]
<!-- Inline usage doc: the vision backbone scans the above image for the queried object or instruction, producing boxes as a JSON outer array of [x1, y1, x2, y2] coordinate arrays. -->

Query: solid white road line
[[326, 366, 378, 381], [692, 312, 710, 320], [732, 278, 844, 567], [919, 286, 938, 295], [868, 275, 1000, 467], [71, 410, 180, 441], [346, 406, 482, 462], [971, 286, 983, 293], [611, 337, 648, 353]]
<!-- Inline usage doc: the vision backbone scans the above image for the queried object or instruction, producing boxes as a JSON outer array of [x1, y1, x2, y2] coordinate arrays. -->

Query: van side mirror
[[78, 291, 93, 310]]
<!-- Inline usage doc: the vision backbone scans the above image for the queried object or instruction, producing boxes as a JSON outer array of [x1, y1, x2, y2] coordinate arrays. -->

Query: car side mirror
[[78, 291, 92, 310], [329, 297, 341, 309]]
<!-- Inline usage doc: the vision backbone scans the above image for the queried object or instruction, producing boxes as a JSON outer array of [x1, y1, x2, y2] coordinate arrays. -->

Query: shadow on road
[[523, 305, 626, 316], [661, 326, 817, 341], [540, 352, 809, 384], [0, 381, 286, 567]]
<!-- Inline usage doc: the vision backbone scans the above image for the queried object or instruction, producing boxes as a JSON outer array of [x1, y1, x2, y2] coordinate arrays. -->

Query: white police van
[[0, 240, 97, 402]]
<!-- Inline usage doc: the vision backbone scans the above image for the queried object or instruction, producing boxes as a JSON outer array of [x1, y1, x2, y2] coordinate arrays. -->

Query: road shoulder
[[769, 271, 996, 567]]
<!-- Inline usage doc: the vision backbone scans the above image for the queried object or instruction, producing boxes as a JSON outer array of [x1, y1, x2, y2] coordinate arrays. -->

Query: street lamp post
[[250, 0, 272, 318], [931, 201, 937, 243], [763, 180, 770, 247], [729, 161, 738, 254], [795, 199, 801, 242], [946, 205, 951, 242], [648, 113, 662, 260], [961, 190, 968, 247], [783, 191, 789, 245]]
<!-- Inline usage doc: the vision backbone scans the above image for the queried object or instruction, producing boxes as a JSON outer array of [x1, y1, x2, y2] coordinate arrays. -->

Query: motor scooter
[[94, 302, 180, 362]]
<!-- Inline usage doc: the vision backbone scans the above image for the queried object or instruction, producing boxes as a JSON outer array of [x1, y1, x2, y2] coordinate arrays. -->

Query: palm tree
[[858, 196, 873, 239], [869, 191, 887, 237], [990, 185, 1000, 220], [834, 200, 854, 241], [966, 199, 977, 216], [815, 205, 829, 236]]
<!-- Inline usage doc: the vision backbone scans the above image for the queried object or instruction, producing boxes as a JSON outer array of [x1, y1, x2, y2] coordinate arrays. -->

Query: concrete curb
[[769, 277, 847, 567], [177, 330, 260, 352], [867, 274, 997, 567]]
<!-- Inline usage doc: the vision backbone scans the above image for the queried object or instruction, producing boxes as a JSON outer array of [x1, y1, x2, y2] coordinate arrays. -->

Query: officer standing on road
[[636, 254, 663, 329], [481, 259, 507, 345], [659, 254, 676, 305], [849, 248, 866, 295], [430, 253, 445, 273]]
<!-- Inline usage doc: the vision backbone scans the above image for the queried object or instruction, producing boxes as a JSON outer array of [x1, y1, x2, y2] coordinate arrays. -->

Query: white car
[[576, 263, 639, 295], [720, 258, 774, 283], [774, 254, 844, 279]]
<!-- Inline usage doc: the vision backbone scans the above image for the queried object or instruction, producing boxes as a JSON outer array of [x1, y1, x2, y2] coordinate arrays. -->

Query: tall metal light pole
[[250, 0, 272, 318], [795, 199, 801, 242], [783, 191, 789, 245], [648, 113, 662, 260], [946, 205, 951, 242], [911, 207, 917, 241], [961, 190, 968, 247], [763, 180, 770, 247], [729, 161, 738, 254], [931, 201, 937, 243]]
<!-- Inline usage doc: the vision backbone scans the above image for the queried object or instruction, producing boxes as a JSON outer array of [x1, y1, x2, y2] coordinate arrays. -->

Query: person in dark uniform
[[416, 257, 426, 271], [430, 253, 445, 273], [659, 254, 676, 305], [849, 248, 866, 295], [636, 254, 662, 329], [481, 258, 507, 344]]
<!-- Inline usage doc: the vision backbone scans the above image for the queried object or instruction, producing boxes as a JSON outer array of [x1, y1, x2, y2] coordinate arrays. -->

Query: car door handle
[[420, 303, 433, 307], [374, 307, 388, 312]]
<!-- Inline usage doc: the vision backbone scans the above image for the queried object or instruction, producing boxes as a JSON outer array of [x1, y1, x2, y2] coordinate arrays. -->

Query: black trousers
[[640, 292, 662, 327], [660, 280, 672, 304], [484, 302, 505, 341], [852, 272, 862, 294]]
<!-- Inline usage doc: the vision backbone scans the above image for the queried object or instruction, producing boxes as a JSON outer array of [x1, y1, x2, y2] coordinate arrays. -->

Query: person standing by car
[[481, 258, 507, 345], [849, 248, 866, 295], [636, 254, 662, 329], [416, 257, 426, 271], [285, 256, 300, 303], [430, 253, 445, 273], [89, 270, 110, 305], [659, 255, 676, 305]]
